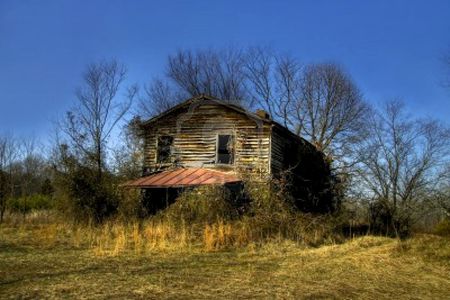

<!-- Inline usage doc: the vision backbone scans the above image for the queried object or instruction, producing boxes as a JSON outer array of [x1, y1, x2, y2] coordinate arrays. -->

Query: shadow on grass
[[0, 265, 102, 286], [0, 241, 30, 254]]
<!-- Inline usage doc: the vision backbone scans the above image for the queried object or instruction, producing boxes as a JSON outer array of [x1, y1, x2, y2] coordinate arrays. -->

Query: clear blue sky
[[1, 0, 450, 141]]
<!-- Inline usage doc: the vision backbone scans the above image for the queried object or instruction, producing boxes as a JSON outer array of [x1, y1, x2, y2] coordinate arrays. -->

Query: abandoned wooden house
[[126, 95, 335, 213]]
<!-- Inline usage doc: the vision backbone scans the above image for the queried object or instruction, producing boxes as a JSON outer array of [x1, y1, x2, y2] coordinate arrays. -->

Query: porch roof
[[123, 168, 241, 188]]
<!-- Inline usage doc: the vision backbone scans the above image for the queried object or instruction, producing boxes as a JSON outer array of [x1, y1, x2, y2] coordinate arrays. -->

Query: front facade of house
[[141, 96, 272, 176], [127, 95, 335, 212]]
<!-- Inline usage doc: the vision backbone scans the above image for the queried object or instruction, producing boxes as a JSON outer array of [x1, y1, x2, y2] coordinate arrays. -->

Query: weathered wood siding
[[143, 103, 271, 174], [270, 125, 335, 212], [270, 126, 303, 174], [270, 125, 322, 175], [270, 126, 285, 175]]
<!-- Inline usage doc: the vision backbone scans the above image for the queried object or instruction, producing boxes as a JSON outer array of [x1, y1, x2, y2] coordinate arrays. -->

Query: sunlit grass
[[1, 212, 449, 299]]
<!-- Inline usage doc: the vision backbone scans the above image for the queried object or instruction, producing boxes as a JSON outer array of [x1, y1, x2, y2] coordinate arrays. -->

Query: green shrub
[[8, 194, 53, 215], [60, 166, 119, 223]]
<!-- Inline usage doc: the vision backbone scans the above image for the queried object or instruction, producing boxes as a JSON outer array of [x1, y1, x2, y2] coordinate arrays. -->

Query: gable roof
[[140, 94, 270, 127], [140, 94, 316, 150]]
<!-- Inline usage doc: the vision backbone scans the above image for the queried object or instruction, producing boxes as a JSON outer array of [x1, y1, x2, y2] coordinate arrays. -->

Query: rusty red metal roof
[[123, 168, 241, 188]]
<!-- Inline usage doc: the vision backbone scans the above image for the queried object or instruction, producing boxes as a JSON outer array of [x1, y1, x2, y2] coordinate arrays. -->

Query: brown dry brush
[[140, 179, 342, 250], [1, 177, 343, 254], [242, 180, 340, 246], [170, 177, 336, 248]]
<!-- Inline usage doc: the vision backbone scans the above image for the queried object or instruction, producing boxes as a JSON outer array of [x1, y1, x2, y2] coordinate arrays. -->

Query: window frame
[[156, 135, 174, 164], [215, 134, 234, 165]]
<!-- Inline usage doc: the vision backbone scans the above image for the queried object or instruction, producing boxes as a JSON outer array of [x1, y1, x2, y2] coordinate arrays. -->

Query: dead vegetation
[[1, 213, 449, 299], [1, 184, 449, 298]]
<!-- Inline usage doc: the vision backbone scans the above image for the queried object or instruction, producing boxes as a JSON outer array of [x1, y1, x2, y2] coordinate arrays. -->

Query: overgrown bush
[[244, 180, 295, 236], [146, 178, 340, 247], [7, 194, 53, 215], [242, 180, 338, 244], [55, 165, 119, 223], [158, 185, 240, 224], [434, 219, 450, 236], [0, 170, 9, 222], [117, 188, 145, 221], [368, 200, 411, 238], [51, 143, 121, 223]]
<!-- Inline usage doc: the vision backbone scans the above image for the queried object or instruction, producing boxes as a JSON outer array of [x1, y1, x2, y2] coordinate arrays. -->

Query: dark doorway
[[142, 187, 182, 214]]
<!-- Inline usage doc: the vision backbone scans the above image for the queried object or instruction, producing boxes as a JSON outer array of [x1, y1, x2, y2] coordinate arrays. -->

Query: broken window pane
[[157, 135, 173, 163], [217, 135, 233, 164]]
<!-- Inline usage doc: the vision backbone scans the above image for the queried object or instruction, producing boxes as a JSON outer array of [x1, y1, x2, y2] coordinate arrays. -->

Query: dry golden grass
[[1, 213, 449, 299]]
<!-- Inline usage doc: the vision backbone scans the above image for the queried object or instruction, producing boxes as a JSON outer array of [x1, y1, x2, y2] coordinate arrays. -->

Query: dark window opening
[[157, 136, 173, 163], [217, 135, 233, 164]]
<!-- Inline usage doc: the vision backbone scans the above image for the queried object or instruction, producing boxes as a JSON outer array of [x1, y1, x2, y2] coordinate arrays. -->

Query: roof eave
[[140, 94, 269, 128]]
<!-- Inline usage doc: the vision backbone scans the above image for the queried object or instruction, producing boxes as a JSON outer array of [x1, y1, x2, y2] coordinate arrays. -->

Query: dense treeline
[[1, 47, 450, 238], [0, 138, 54, 221]]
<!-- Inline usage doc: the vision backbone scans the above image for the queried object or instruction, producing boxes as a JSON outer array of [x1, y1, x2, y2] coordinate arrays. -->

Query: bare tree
[[0, 135, 18, 222], [112, 116, 144, 179], [167, 48, 248, 103], [61, 60, 136, 180], [246, 53, 369, 170], [245, 48, 303, 129], [19, 138, 48, 197], [138, 78, 184, 118], [245, 47, 275, 115], [139, 47, 369, 175], [138, 48, 251, 118], [298, 64, 369, 163], [432, 186, 450, 219], [355, 101, 450, 235]]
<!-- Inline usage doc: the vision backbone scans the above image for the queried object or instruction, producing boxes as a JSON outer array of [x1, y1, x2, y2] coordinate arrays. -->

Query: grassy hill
[[1, 216, 449, 299]]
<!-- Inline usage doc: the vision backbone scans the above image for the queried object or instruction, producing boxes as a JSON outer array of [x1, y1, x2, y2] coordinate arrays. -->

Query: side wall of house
[[270, 126, 311, 174], [142, 103, 271, 175], [270, 126, 335, 212]]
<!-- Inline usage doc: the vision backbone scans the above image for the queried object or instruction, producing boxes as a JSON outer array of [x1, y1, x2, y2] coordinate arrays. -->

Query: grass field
[[1, 218, 450, 299]]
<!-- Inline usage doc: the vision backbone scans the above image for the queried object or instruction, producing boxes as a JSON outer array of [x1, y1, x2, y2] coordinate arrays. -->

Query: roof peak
[[139, 95, 316, 152], [141, 95, 267, 126]]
